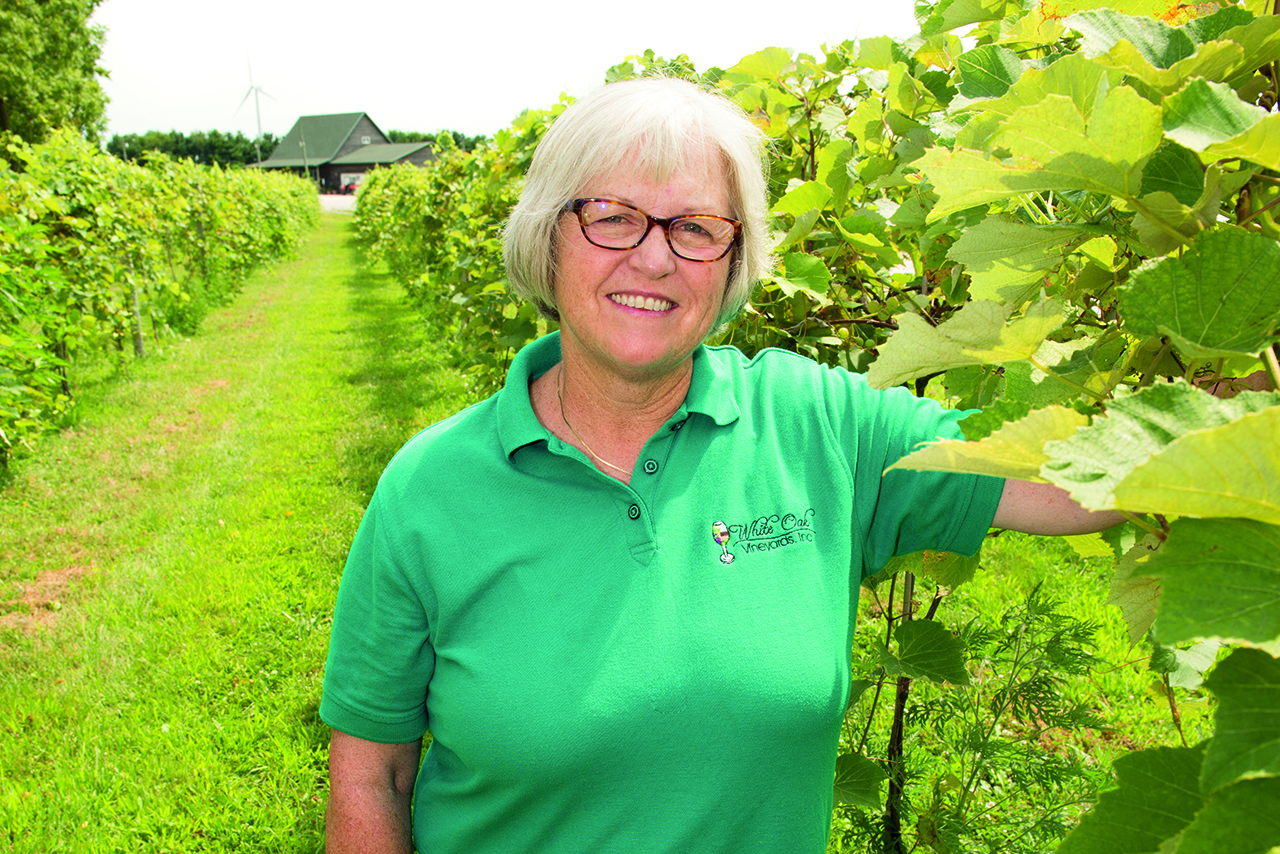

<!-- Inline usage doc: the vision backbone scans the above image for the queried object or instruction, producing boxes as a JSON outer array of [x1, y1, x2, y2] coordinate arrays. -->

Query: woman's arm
[[991, 479, 1126, 536], [326, 729, 422, 854]]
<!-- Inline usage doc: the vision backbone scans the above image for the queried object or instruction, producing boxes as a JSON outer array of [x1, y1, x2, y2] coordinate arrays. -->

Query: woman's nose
[[630, 223, 678, 276]]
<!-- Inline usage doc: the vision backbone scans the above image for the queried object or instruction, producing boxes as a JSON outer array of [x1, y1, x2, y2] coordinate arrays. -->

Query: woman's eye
[[675, 220, 712, 238]]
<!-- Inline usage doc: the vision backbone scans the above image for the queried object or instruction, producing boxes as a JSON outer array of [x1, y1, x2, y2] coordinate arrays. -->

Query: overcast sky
[[91, 0, 918, 141]]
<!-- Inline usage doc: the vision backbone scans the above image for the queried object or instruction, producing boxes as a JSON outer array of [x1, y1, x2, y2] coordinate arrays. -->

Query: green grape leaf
[[848, 679, 874, 708], [888, 619, 970, 685], [1128, 163, 1234, 257], [1002, 334, 1116, 409], [1119, 227, 1280, 359], [1108, 533, 1164, 648], [772, 180, 833, 217], [833, 214, 902, 270], [887, 63, 923, 116], [1128, 190, 1218, 257], [730, 47, 794, 80], [1089, 36, 1246, 97], [1182, 5, 1256, 43], [918, 550, 980, 589], [1163, 78, 1270, 149], [1041, 382, 1280, 513], [1174, 776, 1280, 854], [1200, 647, 1280, 792], [1139, 518, 1280, 652], [1114, 406, 1280, 525], [775, 253, 833, 301], [1140, 142, 1205, 207], [954, 52, 1123, 119], [956, 45, 1025, 99], [1162, 77, 1280, 171], [855, 36, 908, 71], [775, 208, 820, 250], [1064, 532, 1114, 559], [888, 405, 1088, 482], [1162, 640, 1221, 690], [1066, 9, 1197, 69], [1200, 114, 1280, 174], [957, 398, 1033, 440], [947, 216, 1080, 304], [920, 85, 1162, 220], [1090, 14, 1280, 101], [867, 299, 1064, 389], [883, 550, 980, 589], [849, 98, 887, 150], [1219, 14, 1280, 87], [833, 753, 887, 809], [818, 139, 855, 210], [1056, 744, 1206, 854], [918, 0, 1021, 36]]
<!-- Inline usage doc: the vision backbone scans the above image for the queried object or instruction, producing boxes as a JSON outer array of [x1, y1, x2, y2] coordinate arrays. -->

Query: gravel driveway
[[319, 194, 357, 213]]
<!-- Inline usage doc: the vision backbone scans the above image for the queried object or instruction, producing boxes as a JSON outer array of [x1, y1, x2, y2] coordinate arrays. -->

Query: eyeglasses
[[565, 198, 742, 262]]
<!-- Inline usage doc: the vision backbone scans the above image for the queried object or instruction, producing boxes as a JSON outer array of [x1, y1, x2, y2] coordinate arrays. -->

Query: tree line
[[388, 128, 487, 152], [105, 129, 282, 167]]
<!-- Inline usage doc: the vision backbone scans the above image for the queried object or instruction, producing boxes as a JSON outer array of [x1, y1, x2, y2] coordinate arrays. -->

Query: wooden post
[[128, 255, 145, 359]]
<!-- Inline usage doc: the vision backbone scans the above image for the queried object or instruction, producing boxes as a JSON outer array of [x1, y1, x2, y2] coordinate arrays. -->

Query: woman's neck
[[530, 352, 693, 484]]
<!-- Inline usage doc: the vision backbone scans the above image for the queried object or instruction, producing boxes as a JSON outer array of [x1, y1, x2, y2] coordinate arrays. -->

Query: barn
[[256, 112, 435, 192]]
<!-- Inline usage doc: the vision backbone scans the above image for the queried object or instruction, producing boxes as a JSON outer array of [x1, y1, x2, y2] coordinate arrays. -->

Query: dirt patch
[[0, 563, 96, 633]]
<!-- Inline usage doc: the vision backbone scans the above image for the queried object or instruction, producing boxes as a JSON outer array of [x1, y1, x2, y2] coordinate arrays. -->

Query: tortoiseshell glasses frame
[[565, 198, 742, 262]]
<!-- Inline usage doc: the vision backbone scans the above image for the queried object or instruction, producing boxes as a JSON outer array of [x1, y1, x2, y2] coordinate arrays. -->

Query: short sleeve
[[820, 369, 1004, 578], [319, 488, 436, 743]]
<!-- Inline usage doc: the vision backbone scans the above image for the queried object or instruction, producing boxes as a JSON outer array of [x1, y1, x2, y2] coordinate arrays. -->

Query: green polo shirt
[[320, 332, 1003, 853]]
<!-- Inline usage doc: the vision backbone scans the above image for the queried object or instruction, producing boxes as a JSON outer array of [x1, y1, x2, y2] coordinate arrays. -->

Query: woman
[[321, 78, 1115, 854]]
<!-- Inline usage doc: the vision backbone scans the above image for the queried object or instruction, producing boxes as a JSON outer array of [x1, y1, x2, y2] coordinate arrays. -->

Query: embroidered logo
[[712, 520, 735, 564], [711, 509, 816, 564]]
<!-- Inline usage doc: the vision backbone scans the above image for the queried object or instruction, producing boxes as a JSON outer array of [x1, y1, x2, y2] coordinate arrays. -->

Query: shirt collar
[[496, 332, 741, 459], [496, 333, 560, 459], [683, 343, 740, 427]]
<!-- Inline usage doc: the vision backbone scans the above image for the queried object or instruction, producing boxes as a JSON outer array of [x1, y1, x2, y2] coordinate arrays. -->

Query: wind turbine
[[235, 57, 274, 165]]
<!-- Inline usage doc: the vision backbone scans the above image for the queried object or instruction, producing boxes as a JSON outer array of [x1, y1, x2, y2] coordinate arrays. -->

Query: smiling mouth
[[609, 293, 674, 312]]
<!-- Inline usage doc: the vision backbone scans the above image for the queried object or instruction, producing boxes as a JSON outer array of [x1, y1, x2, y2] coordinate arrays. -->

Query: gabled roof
[[330, 142, 433, 165], [261, 112, 386, 167]]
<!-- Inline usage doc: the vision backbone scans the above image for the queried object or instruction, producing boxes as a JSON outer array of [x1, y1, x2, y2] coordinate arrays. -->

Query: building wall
[[403, 147, 437, 167], [317, 164, 350, 191], [334, 115, 390, 160]]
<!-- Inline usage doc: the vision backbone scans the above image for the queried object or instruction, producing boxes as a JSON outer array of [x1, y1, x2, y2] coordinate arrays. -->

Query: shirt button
[[643, 459, 659, 474], [670, 420, 685, 432], [627, 504, 641, 520]]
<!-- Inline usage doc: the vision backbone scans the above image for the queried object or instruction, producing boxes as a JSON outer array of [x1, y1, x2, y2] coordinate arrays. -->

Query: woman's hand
[[326, 729, 422, 854], [991, 479, 1125, 536]]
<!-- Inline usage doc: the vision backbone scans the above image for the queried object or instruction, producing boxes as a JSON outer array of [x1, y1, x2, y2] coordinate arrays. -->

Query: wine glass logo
[[712, 520, 734, 564]]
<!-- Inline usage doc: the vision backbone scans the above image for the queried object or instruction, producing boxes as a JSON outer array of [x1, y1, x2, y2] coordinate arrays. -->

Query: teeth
[[610, 294, 673, 312]]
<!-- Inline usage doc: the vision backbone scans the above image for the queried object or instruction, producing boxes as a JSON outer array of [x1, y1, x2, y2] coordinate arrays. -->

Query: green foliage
[[351, 1, 1280, 848], [841, 581, 1112, 853], [0, 0, 107, 144], [355, 105, 561, 394], [0, 131, 318, 467], [105, 129, 282, 166]]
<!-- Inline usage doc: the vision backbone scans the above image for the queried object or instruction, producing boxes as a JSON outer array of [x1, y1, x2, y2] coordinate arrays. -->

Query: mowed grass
[[0, 214, 468, 853]]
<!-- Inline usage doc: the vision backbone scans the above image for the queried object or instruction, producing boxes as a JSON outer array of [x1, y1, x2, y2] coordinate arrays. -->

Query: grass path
[[0, 214, 468, 853]]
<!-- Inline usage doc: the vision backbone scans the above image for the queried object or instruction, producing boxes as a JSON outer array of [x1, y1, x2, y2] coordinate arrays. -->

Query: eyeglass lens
[[574, 199, 737, 261]]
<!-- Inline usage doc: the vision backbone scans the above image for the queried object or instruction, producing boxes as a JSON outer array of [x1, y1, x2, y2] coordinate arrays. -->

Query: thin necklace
[[556, 365, 630, 475]]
